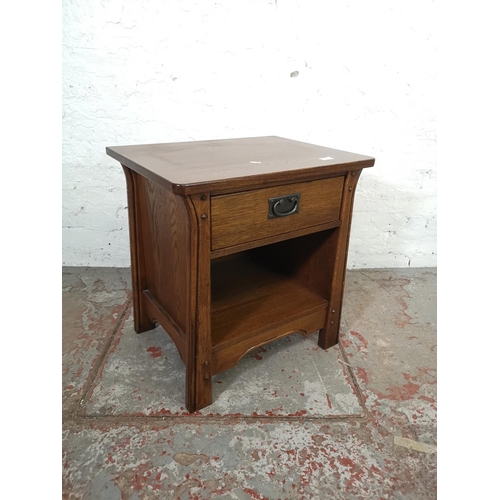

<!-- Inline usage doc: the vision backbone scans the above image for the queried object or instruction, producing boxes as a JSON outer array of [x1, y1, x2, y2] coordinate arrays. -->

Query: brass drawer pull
[[268, 193, 301, 219]]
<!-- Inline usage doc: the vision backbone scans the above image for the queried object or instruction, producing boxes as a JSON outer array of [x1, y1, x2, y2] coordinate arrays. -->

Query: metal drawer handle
[[268, 193, 301, 219], [272, 197, 299, 217]]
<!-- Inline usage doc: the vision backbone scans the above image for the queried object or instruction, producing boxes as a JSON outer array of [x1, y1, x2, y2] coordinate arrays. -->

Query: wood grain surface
[[135, 175, 191, 335], [185, 193, 213, 412], [210, 254, 328, 374], [211, 176, 344, 250], [107, 136, 374, 194], [318, 170, 362, 349], [114, 138, 374, 412], [250, 228, 337, 301], [122, 166, 155, 333]]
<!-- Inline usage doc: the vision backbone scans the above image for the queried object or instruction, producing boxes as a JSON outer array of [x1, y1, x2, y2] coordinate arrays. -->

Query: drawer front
[[211, 176, 344, 250]]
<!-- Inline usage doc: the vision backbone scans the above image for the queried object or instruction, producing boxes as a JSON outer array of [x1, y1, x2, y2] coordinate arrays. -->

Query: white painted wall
[[62, 0, 436, 268]]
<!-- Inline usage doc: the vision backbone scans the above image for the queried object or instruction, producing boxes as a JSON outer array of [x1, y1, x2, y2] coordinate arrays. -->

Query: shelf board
[[211, 254, 328, 354]]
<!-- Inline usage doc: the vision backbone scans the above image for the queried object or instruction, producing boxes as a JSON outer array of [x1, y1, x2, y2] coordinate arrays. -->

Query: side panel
[[134, 174, 191, 337]]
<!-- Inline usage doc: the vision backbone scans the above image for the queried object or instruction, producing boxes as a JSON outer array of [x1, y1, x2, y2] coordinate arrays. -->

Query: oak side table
[[106, 136, 375, 412]]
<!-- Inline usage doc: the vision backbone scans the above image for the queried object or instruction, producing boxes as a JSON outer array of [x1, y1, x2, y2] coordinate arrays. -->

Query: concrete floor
[[62, 267, 437, 499]]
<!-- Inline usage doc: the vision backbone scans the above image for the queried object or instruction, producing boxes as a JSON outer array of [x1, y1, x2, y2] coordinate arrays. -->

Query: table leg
[[318, 170, 361, 350], [185, 194, 213, 412], [122, 166, 155, 333]]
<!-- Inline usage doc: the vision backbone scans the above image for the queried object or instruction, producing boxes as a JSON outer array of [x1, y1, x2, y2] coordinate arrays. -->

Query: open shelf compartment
[[210, 229, 336, 374]]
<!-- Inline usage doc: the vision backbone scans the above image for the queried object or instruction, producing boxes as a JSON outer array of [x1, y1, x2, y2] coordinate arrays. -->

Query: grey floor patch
[[83, 316, 363, 417]]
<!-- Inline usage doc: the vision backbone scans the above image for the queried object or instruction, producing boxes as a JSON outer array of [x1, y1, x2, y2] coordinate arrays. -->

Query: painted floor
[[62, 267, 437, 499]]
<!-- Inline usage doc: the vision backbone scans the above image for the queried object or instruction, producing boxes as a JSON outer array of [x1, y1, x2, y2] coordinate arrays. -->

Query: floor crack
[[338, 334, 369, 419], [70, 298, 132, 420]]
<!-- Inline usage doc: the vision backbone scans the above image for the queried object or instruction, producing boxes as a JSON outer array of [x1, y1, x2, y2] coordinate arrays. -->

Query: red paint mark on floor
[[378, 382, 421, 401], [147, 346, 162, 358], [253, 347, 267, 361], [130, 462, 153, 491], [417, 366, 437, 383], [243, 488, 269, 500], [326, 393, 332, 409], [356, 367, 368, 384], [350, 331, 368, 350], [403, 367, 436, 385], [395, 296, 412, 328], [337, 456, 364, 490], [418, 395, 436, 404], [288, 409, 308, 417], [107, 453, 115, 464], [158, 408, 172, 416]]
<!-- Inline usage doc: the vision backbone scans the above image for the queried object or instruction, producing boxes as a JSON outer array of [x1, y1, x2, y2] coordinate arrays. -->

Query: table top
[[106, 136, 375, 195]]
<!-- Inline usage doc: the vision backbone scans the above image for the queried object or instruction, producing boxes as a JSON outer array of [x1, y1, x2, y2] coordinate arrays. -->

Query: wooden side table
[[106, 136, 375, 412]]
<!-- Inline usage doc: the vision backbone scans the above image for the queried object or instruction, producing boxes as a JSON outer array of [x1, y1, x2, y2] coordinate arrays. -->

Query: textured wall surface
[[62, 0, 436, 268]]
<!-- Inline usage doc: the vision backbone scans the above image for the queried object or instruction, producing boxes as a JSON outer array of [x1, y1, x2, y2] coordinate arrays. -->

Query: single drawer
[[211, 176, 344, 250]]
